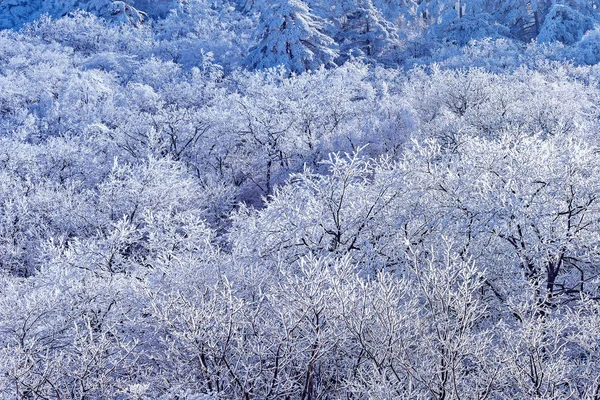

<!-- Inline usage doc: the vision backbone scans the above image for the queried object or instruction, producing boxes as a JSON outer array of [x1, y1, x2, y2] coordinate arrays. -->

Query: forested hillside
[[2, 0, 600, 398]]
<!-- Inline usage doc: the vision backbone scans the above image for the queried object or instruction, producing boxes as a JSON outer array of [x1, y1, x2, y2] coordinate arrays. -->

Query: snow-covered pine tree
[[491, 0, 552, 40], [372, 0, 417, 25], [0, 0, 146, 29], [244, 0, 338, 73], [418, 0, 503, 45], [537, 3, 596, 44], [416, 0, 460, 33], [333, 0, 400, 63]]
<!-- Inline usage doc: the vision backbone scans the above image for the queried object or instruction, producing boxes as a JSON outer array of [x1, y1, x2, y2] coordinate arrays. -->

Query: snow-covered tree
[[327, 0, 400, 63], [537, 3, 595, 44], [491, 0, 553, 40], [4, 3, 600, 398], [0, 0, 147, 29], [245, 0, 338, 73]]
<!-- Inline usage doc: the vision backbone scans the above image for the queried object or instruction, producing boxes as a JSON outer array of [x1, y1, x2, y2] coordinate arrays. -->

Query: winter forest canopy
[[4, 0, 600, 399]]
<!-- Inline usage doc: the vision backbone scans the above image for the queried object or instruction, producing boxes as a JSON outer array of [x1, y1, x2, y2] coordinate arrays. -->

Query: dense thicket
[[3, 0, 600, 399]]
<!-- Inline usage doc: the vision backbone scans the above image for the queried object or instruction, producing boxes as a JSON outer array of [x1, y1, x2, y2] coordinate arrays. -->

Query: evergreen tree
[[416, 0, 462, 33], [417, 0, 503, 45], [244, 0, 338, 73], [333, 0, 400, 63], [372, 0, 419, 25], [537, 3, 595, 44], [0, 0, 146, 29], [491, 0, 552, 40]]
